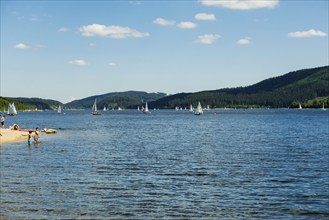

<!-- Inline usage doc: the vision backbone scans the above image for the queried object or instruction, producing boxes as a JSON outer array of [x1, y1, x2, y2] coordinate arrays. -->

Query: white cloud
[[153, 18, 176, 26], [30, 14, 39, 22], [58, 27, 70, 32], [14, 43, 30, 49], [288, 29, 327, 38], [254, 17, 269, 23], [66, 96, 78, 103], [177, 21, 198, 29], [195, 13, 216, 21], [199, 0, 279, 10], [80, 24, 149, 39], [35, 44, 46, 50], [196, 34, 221, 44], [237, 37, 252, 45], [108, 62, 117, 67], [68, 60, 88, 66]]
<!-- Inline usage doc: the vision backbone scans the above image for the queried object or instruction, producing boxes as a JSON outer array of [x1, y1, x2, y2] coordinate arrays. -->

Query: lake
[[1, 109, 328, 219]]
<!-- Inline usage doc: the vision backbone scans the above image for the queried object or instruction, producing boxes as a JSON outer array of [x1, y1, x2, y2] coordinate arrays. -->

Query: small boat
[[92, 99, 101, 115], [298, 103, 302, 110], [7, 102, 17, 116], [57, 105, 65, 114], [45, 128, 57, 134], [194, 102, 203, 115], [103, 106, 107, 111], [322, 103, 326, 111], [189, 104, 194, 112], [143, 102, 150, 114]]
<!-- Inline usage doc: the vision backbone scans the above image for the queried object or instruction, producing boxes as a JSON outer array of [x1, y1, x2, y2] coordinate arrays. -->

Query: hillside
[[0, 97, 62, 112], [150, 66, 329, 109], [65, 91, 167, 109], [2, 66, 328, 111]]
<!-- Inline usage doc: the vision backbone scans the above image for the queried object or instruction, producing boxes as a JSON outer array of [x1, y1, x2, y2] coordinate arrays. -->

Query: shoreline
[[0, 128, 30, 145]]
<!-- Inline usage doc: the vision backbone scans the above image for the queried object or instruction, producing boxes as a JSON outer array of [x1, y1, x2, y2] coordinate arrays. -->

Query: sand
[[0, 128, 30, 145]]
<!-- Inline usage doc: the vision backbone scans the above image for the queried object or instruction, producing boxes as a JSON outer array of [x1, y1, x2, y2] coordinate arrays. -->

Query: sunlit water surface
[[1, 109, 328, 219]]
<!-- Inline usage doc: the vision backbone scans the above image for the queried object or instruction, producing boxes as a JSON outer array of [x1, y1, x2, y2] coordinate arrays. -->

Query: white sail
[[189, 104, 194, 112], [194, 102, 203, 115], [8, 102, 17, 115], [58, 105, 62, 113], [143, 102, 150, 113], [103, 106, 107, 111], [299, 103, 302, 110], [92, 99, 101, 115], [92, 100, 97, 112]]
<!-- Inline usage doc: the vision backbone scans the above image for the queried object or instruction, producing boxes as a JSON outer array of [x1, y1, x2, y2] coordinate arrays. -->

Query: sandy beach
[[0, 128, 30, 145]]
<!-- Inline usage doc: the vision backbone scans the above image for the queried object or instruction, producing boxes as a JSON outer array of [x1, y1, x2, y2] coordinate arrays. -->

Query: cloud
[[108, 62, 117, 67], [66, 96, 78, 102], [177, 22, 198, 29], [195, 13, 216, 21], [58, 27, 70, 32], [68, 60, 88, 66], [153, 18, 175, 26], [288, 29, 327, 38], [196, 34, 221, 44], [253, 17, 269, 23], [14, 43, 30, 49], [80, 24, 149, 39], [237, 37, 252, 45], [199, 0, 279, 10]]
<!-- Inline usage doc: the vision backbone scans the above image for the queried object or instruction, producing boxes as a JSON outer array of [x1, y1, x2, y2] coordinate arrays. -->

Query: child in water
[[34, 127, 40, 143], [28, 131, 32, 145]]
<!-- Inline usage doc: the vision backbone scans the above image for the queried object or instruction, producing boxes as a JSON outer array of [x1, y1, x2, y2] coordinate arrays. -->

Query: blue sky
[[1, 0, 328, 103]]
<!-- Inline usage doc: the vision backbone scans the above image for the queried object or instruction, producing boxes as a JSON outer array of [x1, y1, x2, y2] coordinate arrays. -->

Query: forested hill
[[150, 66, 329, 109], [65, 91, 167, 109], [1, 66, 328, 111], [0, 97, 62, 112]]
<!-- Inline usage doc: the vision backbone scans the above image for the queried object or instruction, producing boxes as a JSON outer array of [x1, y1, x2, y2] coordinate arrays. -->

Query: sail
[[92, 99, 98, 112], [92, 99, 101, 115], [189, 104, 194, 112], [194, 102, 203, 115], [143, 102, 149, 113], [58, 105, 62, 113], [8, 102, 17, 115]]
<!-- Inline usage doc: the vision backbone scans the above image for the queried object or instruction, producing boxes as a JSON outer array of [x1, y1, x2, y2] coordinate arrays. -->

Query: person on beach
[[12, 124, 20, 130], [1, 114, 5, 128], [34, 127, 40, 143], [28, 131, 33, 145]]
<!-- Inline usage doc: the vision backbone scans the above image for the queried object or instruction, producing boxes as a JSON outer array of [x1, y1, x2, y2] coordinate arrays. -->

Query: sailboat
[[103, 106, 107, 111], [322, 103, 326, 111], [189, 104, 194, 112], [57, 105, 64, 114], [92, 99, 101, 115], [7, 102, 17, 116], [298, 103, 302, 110], [143, 102, 150, 114], [194, 102, 203, 115]]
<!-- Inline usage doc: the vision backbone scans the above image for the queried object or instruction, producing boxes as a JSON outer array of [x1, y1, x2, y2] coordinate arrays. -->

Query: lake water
[[1, 109, 328, 219]]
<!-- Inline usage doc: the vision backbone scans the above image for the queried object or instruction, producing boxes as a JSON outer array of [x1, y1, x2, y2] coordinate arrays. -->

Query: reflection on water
[[1, 110, 329, 219]]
